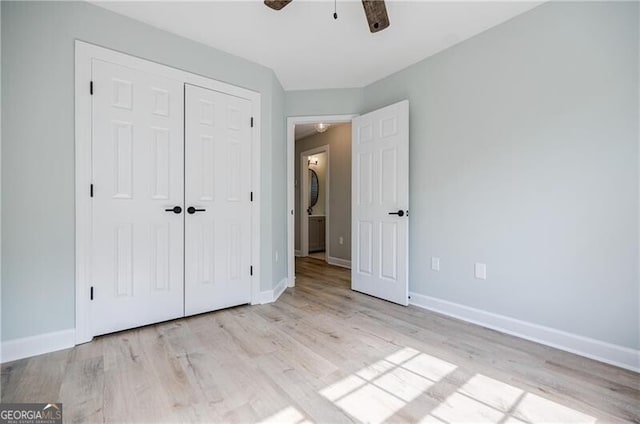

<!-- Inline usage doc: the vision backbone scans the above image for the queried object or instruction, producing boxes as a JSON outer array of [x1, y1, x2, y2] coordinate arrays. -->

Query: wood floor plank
[[1, 257, 638, 423], [1, 348, 69, 404], [59, 356, 104, 423]]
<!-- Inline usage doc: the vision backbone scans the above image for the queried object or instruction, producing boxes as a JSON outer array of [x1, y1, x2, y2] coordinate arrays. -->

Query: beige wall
[[295, 124, 351, 261]]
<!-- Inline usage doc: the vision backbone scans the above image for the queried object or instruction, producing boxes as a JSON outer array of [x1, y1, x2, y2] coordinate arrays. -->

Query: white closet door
[[184, 84, 253, 316], [91, 59, 184, 336], [351, 100, 409, 305]]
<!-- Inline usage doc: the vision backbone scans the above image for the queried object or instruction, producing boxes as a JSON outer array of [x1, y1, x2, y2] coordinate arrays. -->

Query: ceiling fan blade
[[361, 0, 390, 33], [264, 0, 292, 11]]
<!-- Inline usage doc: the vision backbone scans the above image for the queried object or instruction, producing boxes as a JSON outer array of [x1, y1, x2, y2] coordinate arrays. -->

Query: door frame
[[286, 114, 356, 287], [75, 41, 262, 344], [300, 145, 330, 258]]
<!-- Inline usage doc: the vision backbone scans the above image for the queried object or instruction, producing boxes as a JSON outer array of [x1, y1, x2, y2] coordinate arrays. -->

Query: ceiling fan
[[264, 0, 390, 33]]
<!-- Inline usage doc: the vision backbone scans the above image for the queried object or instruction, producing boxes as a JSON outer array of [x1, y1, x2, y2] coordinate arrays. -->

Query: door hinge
[[250, 266, 253, 276], [90, 286, 94, 300], [250, 191, 253, 202], [90, 183, 94, 197], [90, 81, 94, 95], [250, 117, 254, 128]]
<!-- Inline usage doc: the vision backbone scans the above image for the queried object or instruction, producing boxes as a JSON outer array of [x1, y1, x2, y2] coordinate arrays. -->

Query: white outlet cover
[[475, 263, 487, 280], [339, 237, 344, 245], [431, 257, 440, 271]]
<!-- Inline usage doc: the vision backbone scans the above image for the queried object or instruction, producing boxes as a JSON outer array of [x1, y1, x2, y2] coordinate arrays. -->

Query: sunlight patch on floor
[[320, 347, 457, 424], [257, 406, 311, 424], [426, 391, 507, 423], [319, 346, 597, 424], [513, 393, 597, 423], [458, 374, 524, 412], [422, 371, 597, 423]]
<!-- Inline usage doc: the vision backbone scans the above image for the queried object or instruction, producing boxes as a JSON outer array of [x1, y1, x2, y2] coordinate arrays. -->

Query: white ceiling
[[93, 0, 542, 90], [295, 123, 322, 140], [295, 122, 349, 140]]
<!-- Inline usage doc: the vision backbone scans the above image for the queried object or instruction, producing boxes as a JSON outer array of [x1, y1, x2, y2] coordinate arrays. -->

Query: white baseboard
[[294, 250, 302, 257], [273, 277, 287, 301], [327, 256, 351, 269], [259, 278, 288, 304], [1, 329, 76, 364], [409, 292, 639, 373]]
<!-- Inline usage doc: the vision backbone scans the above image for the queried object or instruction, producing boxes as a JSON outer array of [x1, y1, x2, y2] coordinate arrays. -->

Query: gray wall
[[271, 74, 288, 286], [285, 88, 363, 118], [1, 1, 285, 341], [287, 1, 639, 349], [2, 0, 637, 352], [363, 1, 639, 349], [295, 124, 352, 261]]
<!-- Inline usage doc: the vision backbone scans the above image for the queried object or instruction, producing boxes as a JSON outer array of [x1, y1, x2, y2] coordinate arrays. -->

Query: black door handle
[[187, 206, 206, 214], [389, 210, 405, 217], [165, 206, 182, 214]]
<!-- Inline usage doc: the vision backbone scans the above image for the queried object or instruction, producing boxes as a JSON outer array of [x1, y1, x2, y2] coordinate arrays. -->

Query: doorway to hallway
[[291, 121, 353, 276]]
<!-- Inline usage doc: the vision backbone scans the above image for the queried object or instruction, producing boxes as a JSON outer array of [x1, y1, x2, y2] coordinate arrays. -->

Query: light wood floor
[[2, 257, 639, 423], [308, 251, 326, 261]]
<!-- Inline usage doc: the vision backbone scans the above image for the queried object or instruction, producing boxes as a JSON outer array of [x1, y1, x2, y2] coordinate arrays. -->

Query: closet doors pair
[[90, 59, 252, 336]]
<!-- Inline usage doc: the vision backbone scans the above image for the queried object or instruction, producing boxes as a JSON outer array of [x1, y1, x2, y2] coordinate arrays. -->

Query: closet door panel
[[91, 59, 184, 336], [184, 84, 252, 316]]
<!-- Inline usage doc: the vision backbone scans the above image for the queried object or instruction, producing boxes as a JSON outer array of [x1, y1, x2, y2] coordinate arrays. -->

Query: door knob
[[388, 210, 405, 217], [165, 206, 182, 214], [187, 206, 206, 214]]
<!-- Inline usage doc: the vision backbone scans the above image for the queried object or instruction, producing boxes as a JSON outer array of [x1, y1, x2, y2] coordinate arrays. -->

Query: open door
[[351, 100, 409, 305]]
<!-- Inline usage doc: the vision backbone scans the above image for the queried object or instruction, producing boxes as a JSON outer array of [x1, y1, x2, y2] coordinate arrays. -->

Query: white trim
[[75, 41, 93, 345], [327, 256, 351, 269], [1, 329, 76, 364], [287, 114, 357, 287], [259, 278, 288, 304], [300, 144, 330, 258], [294, 249, 302, 257], [273, 277, 288, 302], [409, 292, 640, 372], [75, 40, 262, 343]]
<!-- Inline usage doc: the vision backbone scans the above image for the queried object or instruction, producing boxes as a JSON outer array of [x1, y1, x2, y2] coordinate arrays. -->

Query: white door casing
[[91, 59, 185, 336], [351, 100, 409, 305], [285, 115, 357, 287], [76, 41, 261, 344], [184, 84, 253, 316]]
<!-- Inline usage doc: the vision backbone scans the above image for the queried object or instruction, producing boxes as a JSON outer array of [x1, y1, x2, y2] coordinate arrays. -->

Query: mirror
[[308, 169, 319, 214]]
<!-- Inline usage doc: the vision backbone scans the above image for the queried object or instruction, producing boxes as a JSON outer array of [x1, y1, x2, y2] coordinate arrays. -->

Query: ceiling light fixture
[[315, 123, 329, 133]]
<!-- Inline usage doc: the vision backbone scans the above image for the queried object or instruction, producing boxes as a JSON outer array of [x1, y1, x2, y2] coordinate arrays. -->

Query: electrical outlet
[[475, 263, 487, 280], [431, 257, 440, 271], [339, 236, 344, 245]]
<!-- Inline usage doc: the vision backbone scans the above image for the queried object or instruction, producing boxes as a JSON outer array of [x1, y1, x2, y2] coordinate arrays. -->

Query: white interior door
[[184, 84, 253, 316], [351, 100, 409, 305], [91, 59, 185, 336]]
